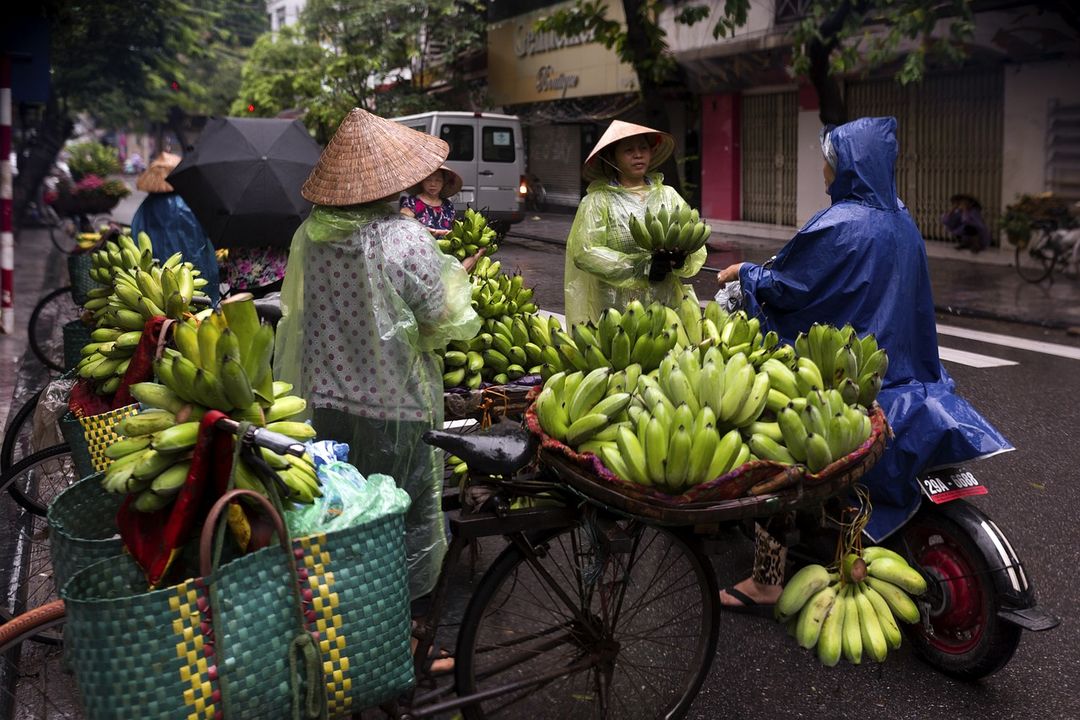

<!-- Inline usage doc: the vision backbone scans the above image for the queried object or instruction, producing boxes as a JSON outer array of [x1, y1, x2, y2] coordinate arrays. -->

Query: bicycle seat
[[423, 418, 537, 477]]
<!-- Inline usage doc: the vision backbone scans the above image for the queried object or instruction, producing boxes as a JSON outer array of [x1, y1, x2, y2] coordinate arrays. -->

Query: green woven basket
[[59, 411, 94, 480], [47, 472, 123, 595], [67, 252, 103, 306], [294, 512, 414, 717], [62, 490, 326, 720], [62, 319, 93, 371]]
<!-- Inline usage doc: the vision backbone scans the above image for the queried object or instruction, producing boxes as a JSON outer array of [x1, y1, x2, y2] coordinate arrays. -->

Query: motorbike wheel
[[892, 506, 1022, 680]]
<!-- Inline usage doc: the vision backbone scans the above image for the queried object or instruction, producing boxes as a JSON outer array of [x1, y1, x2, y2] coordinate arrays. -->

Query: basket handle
[[199, 488, 288, 578]]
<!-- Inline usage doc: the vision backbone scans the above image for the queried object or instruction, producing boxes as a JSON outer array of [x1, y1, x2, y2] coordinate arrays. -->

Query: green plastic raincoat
[[563, 174, 706, 327], [275, 203, 481, 599]]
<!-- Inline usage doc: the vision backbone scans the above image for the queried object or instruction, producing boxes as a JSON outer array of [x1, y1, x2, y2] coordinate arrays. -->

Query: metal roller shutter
[[527, 124, 583, 207], [1047, 101, 1080, 201], [848, 70, 1004, 243], [741, 91, 799, 226]]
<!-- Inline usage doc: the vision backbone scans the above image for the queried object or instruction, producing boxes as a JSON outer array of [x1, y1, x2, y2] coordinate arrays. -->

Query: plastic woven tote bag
[[59, 411, 95, 480], [62, 319, 94, 370], [47, 472, 124, 593], [75, 402, 139, 473], [67, 251, 103, 306], [294, 511, 414, 718], [61, 490, 327, 720]]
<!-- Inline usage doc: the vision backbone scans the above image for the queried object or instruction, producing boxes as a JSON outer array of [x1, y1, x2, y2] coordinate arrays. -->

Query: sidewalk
[[506, 212, 1080, 331], [0, 184, 144, 430]]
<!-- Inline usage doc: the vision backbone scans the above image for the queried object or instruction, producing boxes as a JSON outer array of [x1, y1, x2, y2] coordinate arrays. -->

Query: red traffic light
[[170, 81, 180, 91], [247, 104, 255, 113]]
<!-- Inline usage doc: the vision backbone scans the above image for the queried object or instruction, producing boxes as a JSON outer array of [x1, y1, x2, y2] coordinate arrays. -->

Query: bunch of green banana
[[795, 323, 888, 406], [775, 548, 926, 666], [533, 367, 634, 448], [100, 377, 321, 510], [773, 387, 874, 472], [627, 204, 712, 254], [555, 299, 680, 376], [441, 312, 559, 388], [438, 208, 499, 262], [78, 231, 206, 394], [469, 260, 537, 318]]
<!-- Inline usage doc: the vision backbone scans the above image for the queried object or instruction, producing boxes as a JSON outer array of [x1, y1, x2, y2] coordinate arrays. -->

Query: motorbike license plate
[[919, 467, 987, 504]]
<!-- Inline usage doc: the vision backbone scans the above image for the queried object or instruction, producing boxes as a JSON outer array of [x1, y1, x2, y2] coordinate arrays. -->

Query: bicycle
[[0, 419, 725, 719], [1014, 222, 1080, 284]]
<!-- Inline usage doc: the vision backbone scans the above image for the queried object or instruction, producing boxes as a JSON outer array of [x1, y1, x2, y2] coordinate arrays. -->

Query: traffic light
[[247, 103, 255, 113], [170, 80, 180, 91]]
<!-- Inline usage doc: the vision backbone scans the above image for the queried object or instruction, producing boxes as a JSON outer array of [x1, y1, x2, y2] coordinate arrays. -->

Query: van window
[[440, 124, 474, 161], [483, 127, 516, 163], [408, 125, 427, 134]]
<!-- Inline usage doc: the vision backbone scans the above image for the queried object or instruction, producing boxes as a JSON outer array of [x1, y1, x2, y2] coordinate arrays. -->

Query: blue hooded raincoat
[[739, 117, 1012, 540], [131, 193, 221, 304]]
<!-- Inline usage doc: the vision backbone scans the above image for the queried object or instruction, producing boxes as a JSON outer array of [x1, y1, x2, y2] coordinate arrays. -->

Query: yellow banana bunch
[[437, 208, 499, 262], [103, 376, 320, 511], [775, 550, 926, 666], [79, 230, 207, 395]]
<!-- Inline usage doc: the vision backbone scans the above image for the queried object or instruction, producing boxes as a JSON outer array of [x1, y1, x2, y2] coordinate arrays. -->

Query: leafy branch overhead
[[536, 0, 976, 122]]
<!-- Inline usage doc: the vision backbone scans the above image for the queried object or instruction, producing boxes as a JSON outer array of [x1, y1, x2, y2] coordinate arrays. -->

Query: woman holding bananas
[[275, 108, 481, 606], [564, 120, 706, 327], [715, 117, 1011, 612]]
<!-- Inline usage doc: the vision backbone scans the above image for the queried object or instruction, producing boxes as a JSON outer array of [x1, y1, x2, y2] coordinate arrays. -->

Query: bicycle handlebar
[[212, 416, 306, 458]]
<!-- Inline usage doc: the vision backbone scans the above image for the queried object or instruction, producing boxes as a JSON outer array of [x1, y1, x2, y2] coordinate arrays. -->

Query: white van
[[391, 111, 526, 227]]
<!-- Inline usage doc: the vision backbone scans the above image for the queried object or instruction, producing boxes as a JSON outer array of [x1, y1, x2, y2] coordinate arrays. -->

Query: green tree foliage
[[538, 0, 977, 126], [232, 0, 487, 143], [45, 0, 264, 126]]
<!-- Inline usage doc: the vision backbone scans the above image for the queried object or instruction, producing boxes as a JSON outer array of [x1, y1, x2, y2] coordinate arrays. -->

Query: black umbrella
[[167, 117, 322, 249]]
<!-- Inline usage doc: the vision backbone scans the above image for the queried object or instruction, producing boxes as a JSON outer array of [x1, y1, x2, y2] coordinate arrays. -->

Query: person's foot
[[411, 635, 454, 674], [719, 577, 783, 608]]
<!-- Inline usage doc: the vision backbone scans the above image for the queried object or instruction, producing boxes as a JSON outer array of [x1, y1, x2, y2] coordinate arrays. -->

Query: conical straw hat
[[302, 108, 449, 206], [583, 120, 674, 182], [135, 151, 182, 193]]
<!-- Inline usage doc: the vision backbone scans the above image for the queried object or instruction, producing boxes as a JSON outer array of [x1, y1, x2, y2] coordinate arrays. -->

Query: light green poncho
[[275, 203, 480, 598], [563, 174, 706, 328]]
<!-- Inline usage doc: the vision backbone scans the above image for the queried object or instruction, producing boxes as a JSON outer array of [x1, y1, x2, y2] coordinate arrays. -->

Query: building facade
[[661, 0, 1080, 244]]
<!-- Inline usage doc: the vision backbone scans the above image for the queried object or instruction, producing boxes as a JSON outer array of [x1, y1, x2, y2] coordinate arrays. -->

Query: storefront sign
[[488, 0, 638, 105]]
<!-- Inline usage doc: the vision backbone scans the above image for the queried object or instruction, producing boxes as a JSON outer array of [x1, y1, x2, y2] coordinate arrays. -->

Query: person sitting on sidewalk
[[714, 117, 1011, 613], [941, 193, 991, 253]]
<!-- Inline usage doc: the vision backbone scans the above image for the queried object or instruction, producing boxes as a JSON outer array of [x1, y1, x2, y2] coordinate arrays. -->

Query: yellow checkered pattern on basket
[[169, 579, 218, 720], [78, 403, 139, 472], [299, 533, 351, 716]]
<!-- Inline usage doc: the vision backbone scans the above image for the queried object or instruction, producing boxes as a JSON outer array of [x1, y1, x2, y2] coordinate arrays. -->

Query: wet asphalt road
[[482, 233, 1080, 720]]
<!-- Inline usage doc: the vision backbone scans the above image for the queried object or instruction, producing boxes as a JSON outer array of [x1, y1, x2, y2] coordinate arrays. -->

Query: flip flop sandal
[[719, 586, 777, 618]]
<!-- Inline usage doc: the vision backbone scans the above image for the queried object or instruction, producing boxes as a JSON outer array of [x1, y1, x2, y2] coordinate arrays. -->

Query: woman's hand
[[462, 247, 487, 273], [716, 263, 744, 285]]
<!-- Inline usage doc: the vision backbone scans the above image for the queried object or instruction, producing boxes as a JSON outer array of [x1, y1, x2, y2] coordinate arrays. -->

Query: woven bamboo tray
[[444, 378, 541, 422], [526, 398, 890, 527]]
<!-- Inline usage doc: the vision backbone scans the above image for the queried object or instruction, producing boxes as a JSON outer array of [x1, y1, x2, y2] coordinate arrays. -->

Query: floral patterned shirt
[[221, 246, 289, 290], [399, 195, 456, 231]]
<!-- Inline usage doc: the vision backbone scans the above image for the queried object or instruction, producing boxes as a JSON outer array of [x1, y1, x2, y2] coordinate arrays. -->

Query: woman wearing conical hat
[[131, 151, 221, 303], [564, 120, 706, 327], [275, 108, 481, 604]]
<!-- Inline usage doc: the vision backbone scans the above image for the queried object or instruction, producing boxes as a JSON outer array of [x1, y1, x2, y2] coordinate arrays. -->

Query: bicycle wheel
[[0, 490, 60, 647], [454, 520, 719, 719], [48, 215, 80, 254], [1, 388, 45, 473], [2, 444, 78, 517], [0, 600, 78, 718], [28, 287, 80, 373], [1014, 242, 1058, 283]]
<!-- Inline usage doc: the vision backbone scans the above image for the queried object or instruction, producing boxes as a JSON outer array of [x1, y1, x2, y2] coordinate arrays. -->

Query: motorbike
[[430, 421, 1059, 682], [783, 463, 1059, 680]]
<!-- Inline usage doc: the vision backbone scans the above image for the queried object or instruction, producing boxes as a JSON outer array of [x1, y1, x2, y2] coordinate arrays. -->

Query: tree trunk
[[622, 0, 686, 197], [808, 0, 871, 127], [12, 98, 73, 229]]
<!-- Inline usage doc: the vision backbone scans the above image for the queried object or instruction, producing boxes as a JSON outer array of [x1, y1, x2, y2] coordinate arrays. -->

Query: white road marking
[[937, 324, 1080, 361], [937, 346, 1017, 368]]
